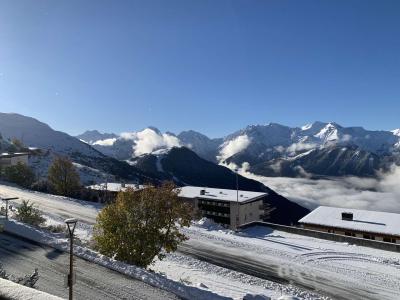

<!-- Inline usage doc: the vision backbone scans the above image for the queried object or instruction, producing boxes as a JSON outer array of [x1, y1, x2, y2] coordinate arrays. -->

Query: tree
[[3, 162, 35, 188], [11, 138, 24, 150], [48, 156, 81, 196], [93, 182, 192, 267]]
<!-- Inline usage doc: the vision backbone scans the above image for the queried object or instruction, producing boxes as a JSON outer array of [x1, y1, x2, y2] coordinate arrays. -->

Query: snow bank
[[0, 278, 62, 300]]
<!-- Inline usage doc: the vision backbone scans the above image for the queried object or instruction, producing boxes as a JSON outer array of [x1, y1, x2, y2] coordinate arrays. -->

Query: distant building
[[299, 206, 400, 244], [0, 152, 29, 167], [178, 186, 267, 228], [86, 182, 143, 202]]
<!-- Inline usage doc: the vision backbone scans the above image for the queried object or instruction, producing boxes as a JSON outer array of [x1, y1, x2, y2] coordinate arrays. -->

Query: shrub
[[15, 200, 45, 227], [0, 264, 39, 288], [3, 162, 35, 188]]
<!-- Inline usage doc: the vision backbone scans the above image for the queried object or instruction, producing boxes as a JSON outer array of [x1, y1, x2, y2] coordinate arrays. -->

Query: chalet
[[299, 206, 400, 244], [178, 186, 267, 228], [0, 152, 29, 167]]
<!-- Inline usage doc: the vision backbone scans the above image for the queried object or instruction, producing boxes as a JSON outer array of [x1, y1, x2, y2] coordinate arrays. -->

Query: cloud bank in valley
[[239, 164, 400, 214], [121, 128, 181, 156], [218, 135, 250, 161]]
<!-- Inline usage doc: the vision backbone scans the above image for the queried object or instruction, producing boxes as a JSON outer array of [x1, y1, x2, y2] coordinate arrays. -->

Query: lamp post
[[65, 218, 77, 300]]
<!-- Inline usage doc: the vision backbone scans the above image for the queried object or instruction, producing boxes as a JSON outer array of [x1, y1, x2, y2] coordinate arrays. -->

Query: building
[[0, 152, 29, 167], [178, 186, 267, 228], [86, 182, 143, 202], [299, 206, 400, 244]]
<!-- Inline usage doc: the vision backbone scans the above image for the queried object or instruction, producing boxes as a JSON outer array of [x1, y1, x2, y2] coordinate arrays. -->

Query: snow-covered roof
[[299, 206, 400, 237], [87, 182, 143, 192], [178, 186, 267, 203]]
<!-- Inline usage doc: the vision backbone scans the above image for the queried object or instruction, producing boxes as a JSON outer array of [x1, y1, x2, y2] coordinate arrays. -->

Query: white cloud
[[274, 145, 285, 153], [241, 162, 251, 172], [286, 142, 317, 155], [341, 134, 352, 142], [239, 165, 400, 214], [218, 135, 250, 161], [121, 128, 181, 156], [93, 138, 117, 146]]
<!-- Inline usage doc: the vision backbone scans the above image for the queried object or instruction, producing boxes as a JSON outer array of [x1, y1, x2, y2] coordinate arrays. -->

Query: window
[[363, 234, 375, 240], [345, 232, 356, 237], [383, 237, 397, 243]]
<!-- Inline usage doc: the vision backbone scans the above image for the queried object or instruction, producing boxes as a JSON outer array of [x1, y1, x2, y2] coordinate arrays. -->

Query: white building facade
[[178, 186, 267, 228]]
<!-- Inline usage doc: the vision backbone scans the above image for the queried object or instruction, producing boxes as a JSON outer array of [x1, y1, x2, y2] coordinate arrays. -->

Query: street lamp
[[65, 218, 77, 300]]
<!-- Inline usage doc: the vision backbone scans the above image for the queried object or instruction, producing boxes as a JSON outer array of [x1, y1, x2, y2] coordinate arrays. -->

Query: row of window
[[199, 200, 230, 207], [201, 210, 229, 217], [344, 232, 397, 244]]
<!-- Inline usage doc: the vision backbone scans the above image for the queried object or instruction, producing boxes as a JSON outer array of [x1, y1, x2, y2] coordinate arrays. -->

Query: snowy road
[[1, 184, 400, 300], [0, 233, 179, 300]]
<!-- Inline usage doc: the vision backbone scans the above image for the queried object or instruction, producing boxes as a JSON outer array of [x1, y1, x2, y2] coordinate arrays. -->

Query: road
[[2, 184, 400, 300], [177, 243, 386, 300], [0, 233, 179, 300]]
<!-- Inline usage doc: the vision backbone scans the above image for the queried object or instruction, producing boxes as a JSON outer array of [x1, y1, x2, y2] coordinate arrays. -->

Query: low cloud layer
[[121, 128, 181, 156], [239, 165, 400, 214], [219, 135, 250, 161]]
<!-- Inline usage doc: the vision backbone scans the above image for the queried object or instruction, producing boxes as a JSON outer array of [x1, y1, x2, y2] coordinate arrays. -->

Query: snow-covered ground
[[1, 183, 400, 299], [184, 222, 400, 299]]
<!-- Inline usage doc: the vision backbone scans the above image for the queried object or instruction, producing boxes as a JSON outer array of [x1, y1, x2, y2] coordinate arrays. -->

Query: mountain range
[[77, 121, 400, 178], [0, 113, 308, 224]]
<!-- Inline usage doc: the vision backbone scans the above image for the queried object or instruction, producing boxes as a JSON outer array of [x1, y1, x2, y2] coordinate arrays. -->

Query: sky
[[0, 0, 399, 137]]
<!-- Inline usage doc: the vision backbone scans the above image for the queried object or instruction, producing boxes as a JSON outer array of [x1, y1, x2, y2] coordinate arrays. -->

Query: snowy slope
[[0, 113, 102, 157], [0, 113, 158, 184]]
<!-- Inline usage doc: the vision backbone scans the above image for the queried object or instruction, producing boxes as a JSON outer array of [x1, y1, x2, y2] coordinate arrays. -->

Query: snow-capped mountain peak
[[314, 122, 340, 142]]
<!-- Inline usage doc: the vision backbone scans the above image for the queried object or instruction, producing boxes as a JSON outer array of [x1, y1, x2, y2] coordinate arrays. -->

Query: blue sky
[[0, 0, 399, 137]]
